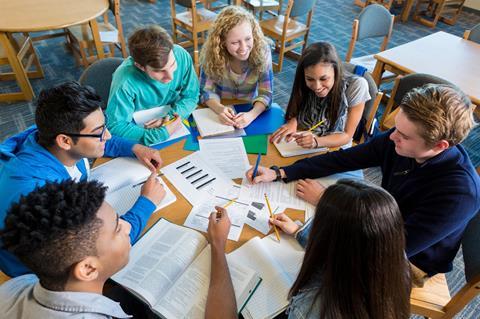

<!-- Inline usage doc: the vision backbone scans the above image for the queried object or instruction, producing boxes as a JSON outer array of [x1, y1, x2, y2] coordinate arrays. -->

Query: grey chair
[[343, 62, 383, 144], [380, 73, 453, 130], [346, 4, 394, 80], [78, 57, 124, 110], [411, 208, 480, 318], [464, 23, 480, 44]]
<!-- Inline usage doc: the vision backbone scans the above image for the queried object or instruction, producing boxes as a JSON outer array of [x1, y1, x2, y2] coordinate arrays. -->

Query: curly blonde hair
[[200, 6, 271, 81]]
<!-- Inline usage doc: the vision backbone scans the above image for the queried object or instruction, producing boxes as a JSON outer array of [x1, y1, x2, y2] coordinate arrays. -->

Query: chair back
[[392, 73, 453, 106], [466, 23, 480, 44], [175, 0, 193, 8], [290, 0, 317, 18], [78, 57, 124, 110], [357, 4, 393, 40], [463, 210, 480, 283]]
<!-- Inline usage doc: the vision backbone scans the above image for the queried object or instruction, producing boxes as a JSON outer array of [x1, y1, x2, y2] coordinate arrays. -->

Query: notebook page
[[273, 137, 327, 158], [112, 220, 208, 307], [192, 108, 235, 137], [228, 236, 299, 319]]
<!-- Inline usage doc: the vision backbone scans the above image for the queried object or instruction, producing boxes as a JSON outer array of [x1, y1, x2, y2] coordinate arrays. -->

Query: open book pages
[[228, 234, 305, 319], [273, 137, 328, 158], [192, 108, 235, 137], [89, 158, 176, 215], [112, 219, 261, 318]]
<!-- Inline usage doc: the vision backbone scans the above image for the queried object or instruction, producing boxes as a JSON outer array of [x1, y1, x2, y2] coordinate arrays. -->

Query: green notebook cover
[[184, 134, 268, 155]]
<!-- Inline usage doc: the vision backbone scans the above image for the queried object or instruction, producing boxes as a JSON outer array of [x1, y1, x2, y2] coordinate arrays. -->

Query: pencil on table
[[264, 193, 280, 242]]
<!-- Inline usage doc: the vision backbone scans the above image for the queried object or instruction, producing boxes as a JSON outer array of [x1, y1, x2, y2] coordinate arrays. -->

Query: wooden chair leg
[[192, 31, 199, 75], [276, 39, 286, 72]]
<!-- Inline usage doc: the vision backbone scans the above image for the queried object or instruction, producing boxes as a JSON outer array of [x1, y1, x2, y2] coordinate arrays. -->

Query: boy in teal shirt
[[106, 25, 199, 145]]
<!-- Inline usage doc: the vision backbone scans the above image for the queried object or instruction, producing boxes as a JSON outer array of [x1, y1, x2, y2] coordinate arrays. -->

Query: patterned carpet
[[0, 0, 479, 317]]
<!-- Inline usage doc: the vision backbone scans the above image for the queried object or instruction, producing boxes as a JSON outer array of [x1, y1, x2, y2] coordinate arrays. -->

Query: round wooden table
[[0, 0, 109, 101]]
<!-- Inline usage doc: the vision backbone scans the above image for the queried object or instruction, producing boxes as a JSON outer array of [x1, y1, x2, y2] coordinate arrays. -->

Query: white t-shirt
[[64, 158, 90, 181]]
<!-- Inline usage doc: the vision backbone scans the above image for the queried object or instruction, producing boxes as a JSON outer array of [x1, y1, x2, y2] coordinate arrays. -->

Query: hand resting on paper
[[270, 118, 297, 144], [293, 131, 318, 149], [296, 179, 326, 205]]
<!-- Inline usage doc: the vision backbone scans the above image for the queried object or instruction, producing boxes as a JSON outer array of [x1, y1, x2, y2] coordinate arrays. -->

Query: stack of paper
[[192, 108, 235, 137]]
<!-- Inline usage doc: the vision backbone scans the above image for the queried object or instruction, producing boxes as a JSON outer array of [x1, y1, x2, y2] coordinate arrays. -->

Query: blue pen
[[252, 152, 261, 179]]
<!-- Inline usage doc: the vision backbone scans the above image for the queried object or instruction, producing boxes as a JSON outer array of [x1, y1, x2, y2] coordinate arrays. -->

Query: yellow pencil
[[223, 198, 238, 208], [264, 193, 280, 242], [162, 117, 177, 126], [307, 119, 325, 132]]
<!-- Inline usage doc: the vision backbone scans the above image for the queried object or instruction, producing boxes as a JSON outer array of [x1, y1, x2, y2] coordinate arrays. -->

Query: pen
[[264, 193, 280, 242], [132, 173, 164, 188], [252, 152, 261, 179], [307, 119, 325, 132]]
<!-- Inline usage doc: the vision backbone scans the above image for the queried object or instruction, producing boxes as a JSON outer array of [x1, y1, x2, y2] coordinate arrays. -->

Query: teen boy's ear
[[72, 256, 101, 282], [432, 139, 450, 152], [55, 134, 74, 151]]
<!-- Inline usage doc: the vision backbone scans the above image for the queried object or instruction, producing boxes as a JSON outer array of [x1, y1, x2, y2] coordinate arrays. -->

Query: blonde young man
[[248, 84, 480, 286]]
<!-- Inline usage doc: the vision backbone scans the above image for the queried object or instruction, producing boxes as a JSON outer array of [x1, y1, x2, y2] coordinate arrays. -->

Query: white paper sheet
[[161, 152, 236, 206], [184, 197, 249, 241], [199, 138, 250, 179], [239, 178, 307, 210], [274, 136, 328, 157], [133, 106, 171, 125], [244, 201, 285, 235]]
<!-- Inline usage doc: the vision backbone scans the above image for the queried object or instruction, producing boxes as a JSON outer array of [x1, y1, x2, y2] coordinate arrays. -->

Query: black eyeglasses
[[61, 125, 108, 142]]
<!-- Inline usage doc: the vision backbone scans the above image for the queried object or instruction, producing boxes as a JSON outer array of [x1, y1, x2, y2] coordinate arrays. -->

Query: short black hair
[[0, 180, 106, 291], [35, 81, 102, 147]]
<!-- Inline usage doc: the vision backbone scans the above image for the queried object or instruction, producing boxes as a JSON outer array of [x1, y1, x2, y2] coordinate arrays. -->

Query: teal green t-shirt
[[106, 45, 199, 145]]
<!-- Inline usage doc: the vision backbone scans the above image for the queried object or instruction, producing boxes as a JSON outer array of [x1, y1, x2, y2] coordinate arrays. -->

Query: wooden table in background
[[372, 31, 480, 106], [0, 0, 109, 101]]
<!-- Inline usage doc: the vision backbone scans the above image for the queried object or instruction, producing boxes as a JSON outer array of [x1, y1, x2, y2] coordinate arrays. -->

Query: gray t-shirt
[[297, 74, 371, 136]]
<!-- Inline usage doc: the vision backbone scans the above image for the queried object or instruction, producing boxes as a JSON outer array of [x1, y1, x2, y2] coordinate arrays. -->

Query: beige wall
[[465, 0, 480, 11]]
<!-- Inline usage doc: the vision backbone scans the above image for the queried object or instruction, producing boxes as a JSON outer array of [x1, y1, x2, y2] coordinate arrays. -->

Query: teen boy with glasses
[[0, 81, 166, 278]]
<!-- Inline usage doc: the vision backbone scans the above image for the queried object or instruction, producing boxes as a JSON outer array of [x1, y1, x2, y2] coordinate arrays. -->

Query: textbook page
[[273, 137, 328, 158], [111, 219, 208, 307], [199, 137, 250, 179], [192, 108, 235, 137], [239, 178, 306, 210], [154, 245, 261, 318], [228, 235, 304, 319]]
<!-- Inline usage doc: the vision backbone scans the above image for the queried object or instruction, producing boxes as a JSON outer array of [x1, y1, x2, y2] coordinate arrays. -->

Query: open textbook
[[90, 158, 176, 215], [112, 219, 262, 319], [228, 233, 305, 319], [192, 108, 236, 137]]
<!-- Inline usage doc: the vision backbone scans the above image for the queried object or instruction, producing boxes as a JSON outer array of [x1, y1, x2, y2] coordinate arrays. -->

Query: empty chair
[[65, 0, 128, 67], [411, 205, 480, 318], [78, 57, 124, 110], [170, 0, 217, 74], [413, 0, 466, 28], [464, 23, 480, 44], [242, 0, 282, 20], [346, 4, 394, 81], [380, 73, 453, 130], [260, 0, 316, 72]]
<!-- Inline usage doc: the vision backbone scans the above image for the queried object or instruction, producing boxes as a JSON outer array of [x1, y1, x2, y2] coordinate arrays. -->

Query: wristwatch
[[270, 165, 284, 182]]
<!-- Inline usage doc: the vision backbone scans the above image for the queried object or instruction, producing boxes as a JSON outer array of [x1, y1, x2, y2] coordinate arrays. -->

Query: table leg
[[372, 58, 385, 87], [401, 0, 415, 22], [89, 19, 105, 60], [0, 32, 34, 101]]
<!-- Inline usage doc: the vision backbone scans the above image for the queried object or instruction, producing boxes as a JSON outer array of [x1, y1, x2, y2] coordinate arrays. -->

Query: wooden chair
[[380, 73, 452, 130], [0, 33, 44, 102], [170, 0, 217, 74], [410, 204, 480, 318], [346, 4, 394, 82], [413, 0, 466, 28], [260, 0, 316, 72], [242, 0, 283, 20], [464, 23, 480, 44], [65, 0, 127, 67], [0, 270, 10, 285], [354, 0, 396, 9], [344, 63, 384, 144]]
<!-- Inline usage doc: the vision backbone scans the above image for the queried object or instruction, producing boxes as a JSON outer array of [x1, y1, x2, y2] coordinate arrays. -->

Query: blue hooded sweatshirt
[[0, 127, 156, 277]]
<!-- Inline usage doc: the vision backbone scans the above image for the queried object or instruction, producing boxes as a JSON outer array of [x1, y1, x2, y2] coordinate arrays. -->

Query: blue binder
[[234, 102, 285, 136]]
